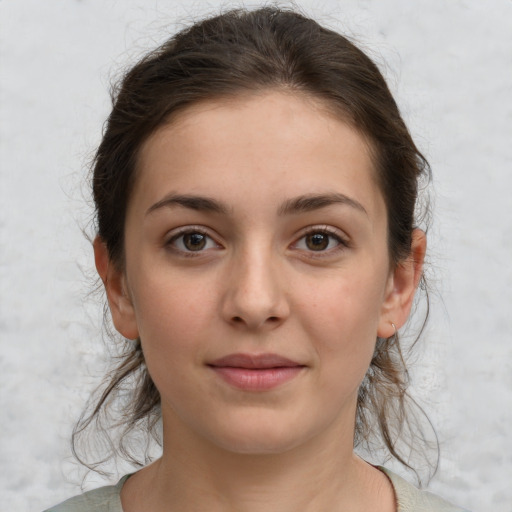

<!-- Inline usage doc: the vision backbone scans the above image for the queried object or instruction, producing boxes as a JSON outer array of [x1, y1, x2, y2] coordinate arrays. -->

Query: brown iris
[[305, 233, 330, 251], [183, 232, 207, 251]]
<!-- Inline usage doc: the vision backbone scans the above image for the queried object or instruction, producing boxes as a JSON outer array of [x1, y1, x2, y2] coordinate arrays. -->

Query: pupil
[[184, 233, 206, 251], [307, 233, 328, 250]]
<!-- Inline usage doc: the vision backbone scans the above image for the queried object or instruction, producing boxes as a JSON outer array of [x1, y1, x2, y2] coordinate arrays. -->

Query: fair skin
[[95, 91, 426, 512]]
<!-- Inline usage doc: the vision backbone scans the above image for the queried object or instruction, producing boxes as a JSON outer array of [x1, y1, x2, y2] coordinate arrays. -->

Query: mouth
[[207, 353, 306, 391]]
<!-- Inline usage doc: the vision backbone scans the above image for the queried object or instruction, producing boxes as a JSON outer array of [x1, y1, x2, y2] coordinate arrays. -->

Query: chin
[[204, 412, 314, 456]]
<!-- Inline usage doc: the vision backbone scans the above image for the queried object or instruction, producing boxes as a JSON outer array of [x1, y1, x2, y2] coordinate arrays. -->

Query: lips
[[208, 353, 305, 391]]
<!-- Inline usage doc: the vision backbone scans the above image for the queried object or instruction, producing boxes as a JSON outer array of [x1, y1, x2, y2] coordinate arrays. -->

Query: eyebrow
[[146, 192, 367, 217], [146, 194, 230, 216], [278, 193, 368, 216]]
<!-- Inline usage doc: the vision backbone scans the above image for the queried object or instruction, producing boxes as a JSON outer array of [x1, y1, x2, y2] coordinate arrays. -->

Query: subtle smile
[[207, 353, 306, 391]]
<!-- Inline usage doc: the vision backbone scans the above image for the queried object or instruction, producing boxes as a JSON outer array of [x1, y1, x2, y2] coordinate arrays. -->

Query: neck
[[121, 407, 394, 512]]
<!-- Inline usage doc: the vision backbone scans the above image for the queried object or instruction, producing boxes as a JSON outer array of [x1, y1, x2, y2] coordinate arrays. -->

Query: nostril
[[230, 315, 280, 326]]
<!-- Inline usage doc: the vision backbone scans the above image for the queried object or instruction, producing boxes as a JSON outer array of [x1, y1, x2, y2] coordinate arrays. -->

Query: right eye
[[167, 229, 219, 253]]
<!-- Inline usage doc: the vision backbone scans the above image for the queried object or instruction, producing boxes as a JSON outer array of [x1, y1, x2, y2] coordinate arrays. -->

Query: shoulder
[[379, 467, 470, 512], [43, 475, 129, 512]]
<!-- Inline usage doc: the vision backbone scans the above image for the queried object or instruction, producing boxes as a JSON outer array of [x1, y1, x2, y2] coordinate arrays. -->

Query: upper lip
[[208, 353, 304, 369]]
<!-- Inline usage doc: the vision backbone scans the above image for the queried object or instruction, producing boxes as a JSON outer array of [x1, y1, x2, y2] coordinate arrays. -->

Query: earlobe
[[377, 229, 427, 338], [93, 236, 139, 340]]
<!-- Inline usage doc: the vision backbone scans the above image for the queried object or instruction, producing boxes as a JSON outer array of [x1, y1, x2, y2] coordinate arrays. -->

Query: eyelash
[[293, 226, 349, 256], [165, 226, 349, 257], [165, 227, 221, 256]]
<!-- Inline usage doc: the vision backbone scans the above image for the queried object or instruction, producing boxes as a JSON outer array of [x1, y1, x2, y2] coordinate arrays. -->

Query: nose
[[220, 246, 290, 331]]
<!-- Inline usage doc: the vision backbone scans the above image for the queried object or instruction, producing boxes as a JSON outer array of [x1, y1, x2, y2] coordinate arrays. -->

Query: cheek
[[300, 267, 384, 332], [296, 271, 384, 379], [130, 277, 217, 412], [130, 269, 218, 362]]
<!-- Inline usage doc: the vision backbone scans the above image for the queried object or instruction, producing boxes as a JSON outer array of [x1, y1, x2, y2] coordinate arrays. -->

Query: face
[[98, 91, 423, 456]]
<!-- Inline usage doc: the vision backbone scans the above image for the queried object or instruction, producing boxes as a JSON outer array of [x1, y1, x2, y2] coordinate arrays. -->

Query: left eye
[[169, 231, 218, 252], [295, 231, 342, 252]]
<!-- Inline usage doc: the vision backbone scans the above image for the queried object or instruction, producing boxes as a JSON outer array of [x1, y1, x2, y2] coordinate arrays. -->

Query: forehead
[[133, 91, 384, 219]]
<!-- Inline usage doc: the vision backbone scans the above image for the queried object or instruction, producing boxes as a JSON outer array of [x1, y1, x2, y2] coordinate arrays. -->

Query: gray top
[[380, 468, 469, 512], [44, 468, 469, 512]]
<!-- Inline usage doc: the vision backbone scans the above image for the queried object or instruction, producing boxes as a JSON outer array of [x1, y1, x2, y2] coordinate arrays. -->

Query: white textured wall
[[1, 1, 511, 511]]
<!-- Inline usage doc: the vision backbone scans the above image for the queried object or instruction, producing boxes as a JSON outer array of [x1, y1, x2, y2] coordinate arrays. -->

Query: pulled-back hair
[[74, 6, 436, 481]]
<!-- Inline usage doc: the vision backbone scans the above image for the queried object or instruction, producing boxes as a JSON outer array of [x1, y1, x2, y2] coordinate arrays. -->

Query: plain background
[[1, 1, 511, 511]]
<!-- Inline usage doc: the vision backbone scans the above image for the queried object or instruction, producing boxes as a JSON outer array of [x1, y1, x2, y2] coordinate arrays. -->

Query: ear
[[377, 229, 427, 338], [93, 236, 139, 340]]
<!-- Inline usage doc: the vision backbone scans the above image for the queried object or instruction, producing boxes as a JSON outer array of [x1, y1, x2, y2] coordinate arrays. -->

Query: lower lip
[[209, 366, 304, 391]]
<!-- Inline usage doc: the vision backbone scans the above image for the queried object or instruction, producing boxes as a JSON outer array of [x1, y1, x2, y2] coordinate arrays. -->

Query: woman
[[46, 7, 467, 511]]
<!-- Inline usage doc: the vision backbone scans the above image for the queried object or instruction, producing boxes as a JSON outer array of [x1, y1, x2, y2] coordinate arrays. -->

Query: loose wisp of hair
[[73, 6, 438, 484]]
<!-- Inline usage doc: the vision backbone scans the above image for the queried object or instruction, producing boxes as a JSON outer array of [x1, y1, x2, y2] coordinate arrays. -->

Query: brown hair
[[74, 6, 436, 480]]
